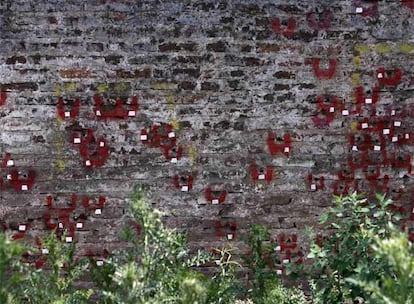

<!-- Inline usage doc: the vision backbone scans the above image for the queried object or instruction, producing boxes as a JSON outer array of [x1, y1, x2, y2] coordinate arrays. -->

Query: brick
[[206, 41, 227, 52], [6, 56, 26, 64], [115, 67, 152, 78], [257, 43, 280, 53], [105, 55, 123, 65], [201, 82, 220, 91], [172, 68, 200, 78], [59, 69, 93, 78]]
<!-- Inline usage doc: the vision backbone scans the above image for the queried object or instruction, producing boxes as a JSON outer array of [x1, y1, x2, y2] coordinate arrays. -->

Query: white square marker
[[6, 174, 11, 180], [394, 121, 401, 127], [365, 98, 372, 104], [18, 225, 26, 232], [374, 145, 381, 151], [76, 222, 83, 229], [391, 110, 396, 116], [96, 260, 104, 267], [65, 236, 73, 243], [99, 141, 105, 147], [21, 185, 28, 191], [311, 184, 317, 191], [6, 160, 14, 166], [215, 260, 221, 265], [356, 7, 363, 13], [73, 137, 81, 144], [276, 269, 283, 275], [283, 259, 290, 264], [64, 111, 70, 118], [284, 147, 290, 153], [227, 234, 233, 240], [140, 134, 147, 141], [95, 110, 101, 116], [342, 110, 349, 116], [362, 123, 369, 129], [95, 209, 102, 215], [329, 107, 335, 113], [85, 160, 92, 166], [168, 132, 175, 138], [377, 73, 383, 79], [258, 174, 265, 180], [352, 145, 358, 151], [170, 157, 178, 163], [128, 110, 136, 117], [383, 129, 390, 135], [181, 186, 189, 192], [392, 136, 398, 142], [275, 245, 281, 251], [412, 207, 414, 214], [212, 199, 219, 205], [58, 222, 63, 229], [42, 248, 49, 255], [405, 134, 410, 139]]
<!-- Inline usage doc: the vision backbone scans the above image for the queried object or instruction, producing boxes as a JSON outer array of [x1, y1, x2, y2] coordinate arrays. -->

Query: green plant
[[348, 226, 414, 304], [21, 232, 93, 304], [304, 193, 400, 304], [0, 232, 26, 304]]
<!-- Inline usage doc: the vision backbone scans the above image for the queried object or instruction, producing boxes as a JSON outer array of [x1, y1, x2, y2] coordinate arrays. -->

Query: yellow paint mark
[[150, 82, 177, 90], [354, 44, 370, 55], [166, 95, 175, 111], [54, 84, 62, 97], [57, 159, 65, 170], [398, 43, 414, 54], [352, 56, 362, 67], [188, 144, 197, 165], [64, 82, 76, 92], [97, 83, 108, 93], [351, 73, 360, 86], [375, 43, 392, 54], [350, 121, 358, 132], [115, 83, 128, 93], [171, 119, 180, 131]]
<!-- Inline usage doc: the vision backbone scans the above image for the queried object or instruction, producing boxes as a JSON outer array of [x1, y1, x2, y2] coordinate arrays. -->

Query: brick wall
[[1, 0, 414, 271]]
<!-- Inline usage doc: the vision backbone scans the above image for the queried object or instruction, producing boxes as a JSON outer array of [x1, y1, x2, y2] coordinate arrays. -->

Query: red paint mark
[[376, 68, 402, 87], [0, 152, 12, 168], [173, 175, 193, 192], [93, 95, 138, 119], [141, 124, 176, 150], [267, 133, 292, 157], [387, 153, 412, 174], [306, 174, 325, 191], [355, 0, 378, 17], [306, 8, 333, 30], [312, 58, 337, 79], [8, 168, 36, 192], [250, 162, 273, 183], [271, 17, 296, 39], [348, 151, 372, 171], [78, 129, 109, 168], [355, 86, 380, 106], [401, 0, 414, 9], [205, 187, 227, 204], [0, 91, 6, 106], [332, 179, 359, 196], [311, 95, 344, 128], [57, 97, 80, 120], [214, 220, 237, 239], [82, 196, 105, 211], [163, 145, 183, 163]]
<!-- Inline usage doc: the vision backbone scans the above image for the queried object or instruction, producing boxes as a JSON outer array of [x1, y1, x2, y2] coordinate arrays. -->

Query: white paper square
[[365, 98, 372, 104], [99, 141, 105, 147], [276, 269, 282, 275], [170, 157, 178, 163], [64, 111, 70, 118], [283, 259, 290, 264], [215, 260, 221, 265], [377, 73, 383, 79], [168, 132, 175, 138], [284, 147, 290, 153], [65, 236, 72, 243], [96, 110, 101, 116], [73, 137, 81, 144], [362, 123, 368, 129], [212, 199, 219, 205], [128, 110, 136, 117], [258, 174, 265, 180], [412, 207, 414, 214], [356, 7, 363, 13], [76, 222, 83, 229], [95, 209, 102, 215], [96, 260, 104, 267], [21, 185, 28, 191], [227, 234, 233, 240], [383, 129, 390, 135], [392, 136, 398, 142], [374, 145, 381, 151], [405, 134, 410, 139], [352, 145, 358, 151], [140, 134, 147, 141], [181, 186, 189, 192], [42, 248, 49, 255], [6, 160, 14, 166], [391, 110, 396, 116], [275, 245, 281, 251], [329, 107, 335, 113], [6, 174, 11, 180], [18, 225, 26, 232], [394, 121, 401, 127], [58, 222, 63, 229], [311, 184, 317, 190], [85, 160, 91, 166], [342, 110, 349, 116]]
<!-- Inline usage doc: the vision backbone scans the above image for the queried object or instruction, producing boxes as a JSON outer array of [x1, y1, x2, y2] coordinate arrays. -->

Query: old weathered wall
[[0, 0, 414, 269]]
